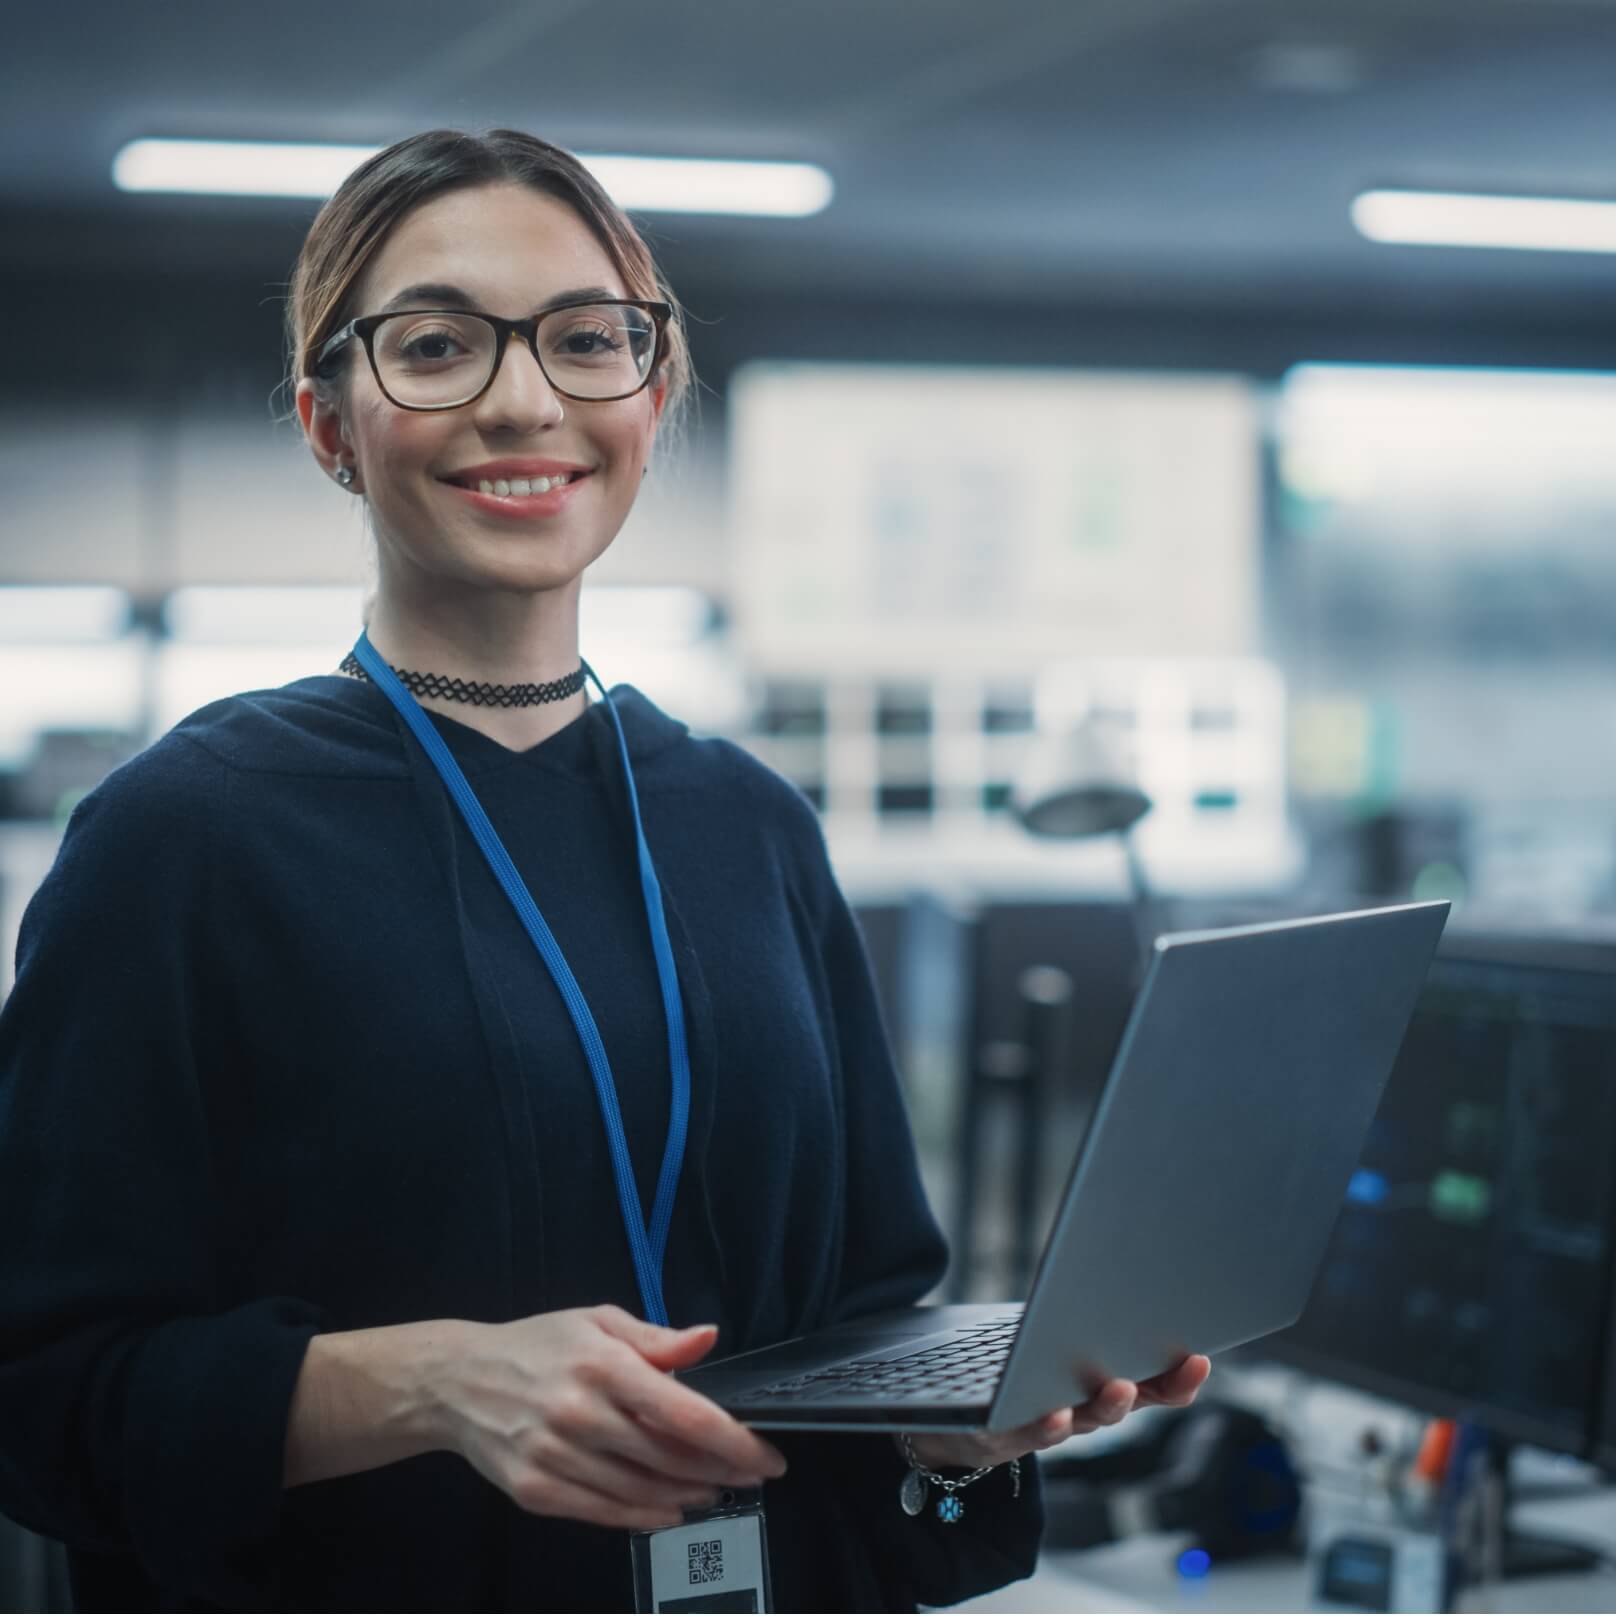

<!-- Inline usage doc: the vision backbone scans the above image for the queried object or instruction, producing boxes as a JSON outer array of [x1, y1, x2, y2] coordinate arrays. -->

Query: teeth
[[472, 474, 571, 496]]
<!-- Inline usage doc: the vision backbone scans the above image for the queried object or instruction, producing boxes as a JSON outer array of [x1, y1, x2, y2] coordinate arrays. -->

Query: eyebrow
[[377, 282, 619, 315]]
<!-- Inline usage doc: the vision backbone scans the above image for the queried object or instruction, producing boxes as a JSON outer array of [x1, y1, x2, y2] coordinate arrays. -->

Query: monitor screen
[[1266, 943, 1616, 1455]]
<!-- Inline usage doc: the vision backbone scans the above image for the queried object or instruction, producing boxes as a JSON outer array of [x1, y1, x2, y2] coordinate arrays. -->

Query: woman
[[0, 128, 1207, 1611]]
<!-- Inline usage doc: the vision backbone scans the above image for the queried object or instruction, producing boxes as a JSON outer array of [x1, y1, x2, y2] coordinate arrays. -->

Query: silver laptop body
[[678, 901, 1450, 1433]]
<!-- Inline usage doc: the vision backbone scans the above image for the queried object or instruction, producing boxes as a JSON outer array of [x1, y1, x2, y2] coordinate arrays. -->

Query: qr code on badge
[[687, 1538, 724, 1585]]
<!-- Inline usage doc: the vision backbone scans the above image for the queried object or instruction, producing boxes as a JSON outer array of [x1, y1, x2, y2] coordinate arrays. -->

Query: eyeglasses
[[313, 297, 671, 410]]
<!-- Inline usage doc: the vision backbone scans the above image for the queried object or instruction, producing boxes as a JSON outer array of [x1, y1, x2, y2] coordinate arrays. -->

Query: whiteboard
[[728, 362, 1260, 674]]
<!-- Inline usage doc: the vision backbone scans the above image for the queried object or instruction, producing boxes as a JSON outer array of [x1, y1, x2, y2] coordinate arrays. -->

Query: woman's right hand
[[432, 1305, 788, 1532]]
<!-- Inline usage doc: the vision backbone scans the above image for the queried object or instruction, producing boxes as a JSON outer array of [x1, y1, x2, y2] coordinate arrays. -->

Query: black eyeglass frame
[[312, 296, 673, 409]]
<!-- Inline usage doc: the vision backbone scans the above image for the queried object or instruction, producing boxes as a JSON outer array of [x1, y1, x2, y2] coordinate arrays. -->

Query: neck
[[362, 572, 590, 752]]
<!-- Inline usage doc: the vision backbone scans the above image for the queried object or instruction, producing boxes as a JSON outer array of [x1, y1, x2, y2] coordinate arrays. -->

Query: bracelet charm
[[897, 1435, 1022, 1525]]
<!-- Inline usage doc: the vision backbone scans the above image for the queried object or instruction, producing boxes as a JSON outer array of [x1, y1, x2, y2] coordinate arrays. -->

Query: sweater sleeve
[[784, 805, 1044, 1609], [0, 738, 328, 1606]]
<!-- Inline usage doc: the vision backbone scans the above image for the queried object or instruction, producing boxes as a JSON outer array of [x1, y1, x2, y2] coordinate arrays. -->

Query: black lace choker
[[338, 651, 586, 709]]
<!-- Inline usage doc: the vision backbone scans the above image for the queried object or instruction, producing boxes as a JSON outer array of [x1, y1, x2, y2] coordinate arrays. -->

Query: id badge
[[630, 1487, 773, 1613]]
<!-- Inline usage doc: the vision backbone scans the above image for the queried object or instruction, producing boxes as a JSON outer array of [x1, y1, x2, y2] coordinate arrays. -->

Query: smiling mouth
[[440, 470, 591, 497]]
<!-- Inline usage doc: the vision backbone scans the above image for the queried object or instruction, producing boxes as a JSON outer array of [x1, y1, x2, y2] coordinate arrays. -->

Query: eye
[[397, 326, 468, 362], [553, 322, 625, 358]]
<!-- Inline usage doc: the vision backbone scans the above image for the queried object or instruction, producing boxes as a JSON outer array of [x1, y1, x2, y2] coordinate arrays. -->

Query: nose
[[473, 329, 565, 430]]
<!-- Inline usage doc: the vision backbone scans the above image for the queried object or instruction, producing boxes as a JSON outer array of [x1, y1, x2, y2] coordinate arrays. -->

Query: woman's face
[[297, 180, 665, 599]]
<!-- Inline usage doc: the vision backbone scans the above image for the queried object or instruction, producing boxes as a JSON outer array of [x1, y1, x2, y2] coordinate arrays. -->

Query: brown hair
[[279, 128, 694, 446]]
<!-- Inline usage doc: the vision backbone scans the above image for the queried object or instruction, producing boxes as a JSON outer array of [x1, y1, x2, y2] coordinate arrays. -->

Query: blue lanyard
[[352, 631, 691, 1326]]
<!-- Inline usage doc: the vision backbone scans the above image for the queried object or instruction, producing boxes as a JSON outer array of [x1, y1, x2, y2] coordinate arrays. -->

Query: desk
[[953, 1367, 1616, 1614], [957, 1500, 1616, 1614]]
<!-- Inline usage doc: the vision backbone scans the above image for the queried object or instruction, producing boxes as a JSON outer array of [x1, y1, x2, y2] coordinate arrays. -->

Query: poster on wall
[[728, 362, 1260, 675]]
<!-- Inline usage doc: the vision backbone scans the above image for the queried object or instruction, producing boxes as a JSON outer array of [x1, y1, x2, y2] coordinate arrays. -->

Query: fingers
[[543, 1436, 726, 1519], [599, 1342, 788, 1481], [1069, 1377, 1137, 1435], [592, 1307, 720, 1371], [628, 1381, 787, 1480], [595, 1404, 777, 1489], [1136, 1354, 1212, 1407], [992, 1409, 1074, 1458], [509, 1333, 782, 1529], [455, 1309, 791, 1536], [1027, 1409, 1074, 1449], [587, 1307, 788, 1479], [916, 1376, 1146, 1470], [1035, 1356, 1209, 1452], [910, 1405, 1078, 1470]]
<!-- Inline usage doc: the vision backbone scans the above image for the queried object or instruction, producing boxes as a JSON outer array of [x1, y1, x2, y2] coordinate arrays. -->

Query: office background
[[3, 1, 1616, 1610]]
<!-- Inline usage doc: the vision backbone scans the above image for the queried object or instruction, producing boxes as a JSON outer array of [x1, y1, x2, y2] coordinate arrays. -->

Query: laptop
[[679, 901, 1450, 1433]]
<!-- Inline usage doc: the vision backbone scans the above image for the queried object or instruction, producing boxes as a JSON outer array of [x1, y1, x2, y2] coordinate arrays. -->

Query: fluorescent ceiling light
[[579, 155, 831, 216], [1352, 189, 1616, 254], [113, 140, 372, 198], [111, 139, 832, 216]]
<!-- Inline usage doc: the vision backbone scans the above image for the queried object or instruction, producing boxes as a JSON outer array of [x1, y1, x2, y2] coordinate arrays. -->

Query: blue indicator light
[[1346, 1169, 1389, 1206], [1177, 1549, 1212, 1579]]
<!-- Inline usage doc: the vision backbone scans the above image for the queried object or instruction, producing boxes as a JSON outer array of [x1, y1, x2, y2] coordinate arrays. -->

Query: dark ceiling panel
[[4, 0, 1615, 321]]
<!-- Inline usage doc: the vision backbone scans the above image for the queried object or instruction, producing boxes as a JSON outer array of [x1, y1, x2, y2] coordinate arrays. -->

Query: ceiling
[[6, 0, 1616, 333]]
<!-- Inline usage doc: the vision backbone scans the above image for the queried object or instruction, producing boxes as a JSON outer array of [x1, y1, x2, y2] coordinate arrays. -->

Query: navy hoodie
[[0, 673, 1042, 1611]]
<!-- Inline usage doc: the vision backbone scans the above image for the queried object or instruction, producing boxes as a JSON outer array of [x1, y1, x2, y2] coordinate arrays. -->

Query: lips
[[437, 473, 591, 520]]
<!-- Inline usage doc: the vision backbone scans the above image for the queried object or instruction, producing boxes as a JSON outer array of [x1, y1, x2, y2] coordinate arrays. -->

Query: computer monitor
[[948, 901, 1142, 1299], [1264, 934, 1616, 1459]]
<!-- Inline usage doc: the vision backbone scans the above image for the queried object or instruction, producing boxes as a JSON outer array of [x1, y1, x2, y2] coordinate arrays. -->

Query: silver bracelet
[[897, 1433, 1022, 1523]]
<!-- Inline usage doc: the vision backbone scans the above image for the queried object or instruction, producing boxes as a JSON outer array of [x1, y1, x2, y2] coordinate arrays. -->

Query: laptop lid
[[987, 901, 1449, 1432]]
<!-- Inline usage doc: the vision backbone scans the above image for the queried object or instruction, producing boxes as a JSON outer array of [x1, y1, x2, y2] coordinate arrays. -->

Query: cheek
[[590, 411, 655, 497], [371, 425, 456, 506], [607, 393, 659, 462]]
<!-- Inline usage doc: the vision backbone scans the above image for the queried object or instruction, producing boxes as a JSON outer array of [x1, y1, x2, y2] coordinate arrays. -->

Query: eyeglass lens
[[371, 305, 657, 406]]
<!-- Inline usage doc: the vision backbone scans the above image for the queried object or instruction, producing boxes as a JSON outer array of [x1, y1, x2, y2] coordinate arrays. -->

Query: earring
[[336, 465, 355, 488]]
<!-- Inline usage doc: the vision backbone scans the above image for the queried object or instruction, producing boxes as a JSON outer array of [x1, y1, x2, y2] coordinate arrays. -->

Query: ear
[[296, 377, 357, 485]]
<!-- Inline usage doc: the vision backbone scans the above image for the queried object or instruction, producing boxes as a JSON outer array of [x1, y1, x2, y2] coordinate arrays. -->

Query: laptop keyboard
[[733, 1314, 1022, 1405]]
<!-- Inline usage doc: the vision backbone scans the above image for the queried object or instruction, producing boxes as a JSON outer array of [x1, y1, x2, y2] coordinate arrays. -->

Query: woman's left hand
[[899, 1353, 1212, 1473]]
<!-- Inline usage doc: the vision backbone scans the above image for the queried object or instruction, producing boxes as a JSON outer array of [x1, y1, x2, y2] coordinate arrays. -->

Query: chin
[[473, 544, 606, 596], [469, 557, 591, 595], [385, 504, 619, 595]]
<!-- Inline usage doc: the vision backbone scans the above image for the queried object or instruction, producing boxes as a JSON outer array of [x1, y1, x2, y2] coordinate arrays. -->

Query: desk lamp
[[1009, 715, 1156, 973], [948, 716, 1157, 1296]]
